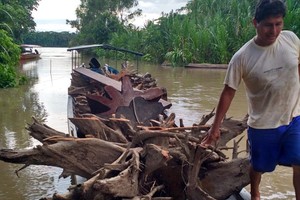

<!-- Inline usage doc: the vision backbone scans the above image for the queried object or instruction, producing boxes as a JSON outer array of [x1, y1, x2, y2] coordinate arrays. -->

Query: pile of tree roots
[[0, 68, 250, 200]]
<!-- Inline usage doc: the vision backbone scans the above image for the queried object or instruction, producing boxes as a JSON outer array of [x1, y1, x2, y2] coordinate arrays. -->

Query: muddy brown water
[[0, 47, 295, 199]]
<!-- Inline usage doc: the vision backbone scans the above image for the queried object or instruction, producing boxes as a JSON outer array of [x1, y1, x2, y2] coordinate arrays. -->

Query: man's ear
[[252, 18, 258, 28]]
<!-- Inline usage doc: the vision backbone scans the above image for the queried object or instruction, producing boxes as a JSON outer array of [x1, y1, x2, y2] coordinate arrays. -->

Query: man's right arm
[[200, 84, 236, 147]]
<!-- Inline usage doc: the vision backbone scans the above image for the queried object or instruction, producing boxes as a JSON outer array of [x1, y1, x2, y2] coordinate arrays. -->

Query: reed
[[140, 0, 257, 65], [109, 0, 300, 65]]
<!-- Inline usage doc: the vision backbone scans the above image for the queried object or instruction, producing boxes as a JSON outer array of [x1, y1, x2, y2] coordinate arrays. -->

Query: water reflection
[[0, 71, 46, 150], [0, 48, 72, 200]]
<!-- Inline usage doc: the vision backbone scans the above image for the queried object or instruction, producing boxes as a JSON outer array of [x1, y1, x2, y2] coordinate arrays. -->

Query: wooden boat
[[66, 44, 164, 137], [20, 44, 41, 60], [185, 63, 228, 69], [65, 44, 251, 200]]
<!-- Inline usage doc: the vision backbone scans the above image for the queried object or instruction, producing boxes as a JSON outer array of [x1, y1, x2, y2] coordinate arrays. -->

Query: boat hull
[[20, 53, 40, 60]]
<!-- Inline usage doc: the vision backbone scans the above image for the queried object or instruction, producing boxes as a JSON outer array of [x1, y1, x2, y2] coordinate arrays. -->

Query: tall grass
[[179, 0, 255, 64], [284, 0, 300, 36], [109, 0, 300, 65]]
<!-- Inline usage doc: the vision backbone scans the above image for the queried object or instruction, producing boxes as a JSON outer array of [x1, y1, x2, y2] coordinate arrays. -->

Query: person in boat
[[201, 0, 300, 199], [104, 63, 119, 75], [89, 57, 105, 74], [88, 57, 119, 75]]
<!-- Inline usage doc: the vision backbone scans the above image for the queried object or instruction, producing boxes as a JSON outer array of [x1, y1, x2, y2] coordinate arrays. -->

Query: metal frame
[[67, 44, 144, 72]]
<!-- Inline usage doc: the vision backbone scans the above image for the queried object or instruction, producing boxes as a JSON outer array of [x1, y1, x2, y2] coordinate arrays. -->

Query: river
[[0, 47, 295, 199]]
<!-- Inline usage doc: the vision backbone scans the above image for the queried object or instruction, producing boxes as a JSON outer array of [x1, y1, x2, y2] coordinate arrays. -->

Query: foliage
[[136, 0, 256, 65], [68, 0, 141, 46], [137, 20, 169, 64], [149, 0, 299, 65], [3, 0, 297, 70], [0, 30, 22, 88], [0, 0, 40, 43], [0, 0, 39, 88], [22, 31, 77, 47], [102, 0, 300, 66], [284, 0, 300, 36]]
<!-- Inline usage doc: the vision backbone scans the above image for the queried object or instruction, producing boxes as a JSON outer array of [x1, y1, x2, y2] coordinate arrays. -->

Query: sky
[[32, 0, 188, 32]]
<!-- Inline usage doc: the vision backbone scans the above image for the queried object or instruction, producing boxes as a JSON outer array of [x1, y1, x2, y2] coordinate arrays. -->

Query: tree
[[67, 0, 141, 45], [0, 0, 40, 88], [0, 29, 21, 88], [22, 31, 77, 47], [0, 0, 40, 43]]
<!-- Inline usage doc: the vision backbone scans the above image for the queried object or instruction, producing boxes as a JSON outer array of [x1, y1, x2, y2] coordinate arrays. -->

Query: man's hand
[[200, 128, 220, 148]]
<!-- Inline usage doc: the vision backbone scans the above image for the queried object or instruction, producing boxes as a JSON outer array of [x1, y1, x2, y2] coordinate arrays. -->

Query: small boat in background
[[20, 44, 41, 60], [185, 63, 228, 69]]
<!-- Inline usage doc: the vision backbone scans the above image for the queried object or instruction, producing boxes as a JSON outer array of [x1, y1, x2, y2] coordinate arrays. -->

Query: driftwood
[[0, 116, 249, 200], [0, 68, 250, 200]]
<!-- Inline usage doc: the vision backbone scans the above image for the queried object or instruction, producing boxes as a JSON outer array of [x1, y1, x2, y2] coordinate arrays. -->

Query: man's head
[[254, 0, 286, 23], [253, 0, 286, 46]]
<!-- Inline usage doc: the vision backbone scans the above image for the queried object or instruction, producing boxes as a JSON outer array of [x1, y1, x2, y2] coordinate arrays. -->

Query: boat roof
[[67, 44, 144, 57], [20, 44, 41, 48]]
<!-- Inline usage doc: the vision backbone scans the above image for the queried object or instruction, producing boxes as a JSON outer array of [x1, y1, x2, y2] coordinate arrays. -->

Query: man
[[201, 0, 300, 199]]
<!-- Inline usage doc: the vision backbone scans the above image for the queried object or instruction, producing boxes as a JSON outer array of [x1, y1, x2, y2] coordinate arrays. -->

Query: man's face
[[253, 15, 284, 46]]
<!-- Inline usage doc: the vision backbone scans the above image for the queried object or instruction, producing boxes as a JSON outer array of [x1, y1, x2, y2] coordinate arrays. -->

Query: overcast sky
[[32, 0, 188, 32]]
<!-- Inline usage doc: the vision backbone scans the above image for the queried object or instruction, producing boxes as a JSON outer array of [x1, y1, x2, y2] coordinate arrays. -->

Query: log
[[69, 116, 128, 143], [0, 115, 250, 200], [200, 157, 250, 199], [0, 138, 125, 178], [27, 117, 66, 143]]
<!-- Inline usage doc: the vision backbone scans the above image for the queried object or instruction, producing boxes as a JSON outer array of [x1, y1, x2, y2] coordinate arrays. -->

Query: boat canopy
[[67, 44, 144, 71], [21, 44, 41, 48], [67, 44, 144, 57]]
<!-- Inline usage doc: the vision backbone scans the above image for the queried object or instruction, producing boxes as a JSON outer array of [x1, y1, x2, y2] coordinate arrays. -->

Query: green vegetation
[[0, 30, 22, 88], [22, 31, 76, 47], [150, 0, 256, 65], [67, 0, 141, 46], [0, 0, 39, 88], [0, 0, 39, 43], [67, 0, 300, 66], [1, 0, 300, 88]]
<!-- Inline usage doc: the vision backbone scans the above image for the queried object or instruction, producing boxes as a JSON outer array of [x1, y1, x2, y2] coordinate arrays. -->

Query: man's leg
[[293, 165, 300, 200], [250, 166, 262, 200], [280, 117, 300, 200], [248, 127, 283, 200]]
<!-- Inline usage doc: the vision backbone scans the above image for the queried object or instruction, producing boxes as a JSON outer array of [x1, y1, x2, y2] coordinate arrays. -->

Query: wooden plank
[[67, 96, 77, 137], [73, 67, 172, 109], [74, 67, 122, 91]]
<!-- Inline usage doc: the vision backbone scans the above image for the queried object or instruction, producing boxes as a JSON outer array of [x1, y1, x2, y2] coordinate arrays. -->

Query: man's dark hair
[[254, 0, 286, 22]]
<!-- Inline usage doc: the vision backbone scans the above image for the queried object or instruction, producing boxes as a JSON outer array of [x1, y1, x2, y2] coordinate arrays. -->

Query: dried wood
[[116, 96, 165, 126], [0, 137, 125, 179], [0, 68, 251, 200], [69, 116, 128, 143]]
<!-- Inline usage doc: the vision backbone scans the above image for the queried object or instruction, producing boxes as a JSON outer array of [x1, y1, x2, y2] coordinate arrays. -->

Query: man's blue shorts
[[247, 116, 300, 172]]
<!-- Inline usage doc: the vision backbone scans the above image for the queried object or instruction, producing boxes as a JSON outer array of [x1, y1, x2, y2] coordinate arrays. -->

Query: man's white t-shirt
[[224, 30, 300, 129]]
